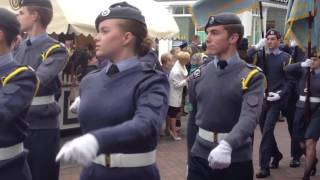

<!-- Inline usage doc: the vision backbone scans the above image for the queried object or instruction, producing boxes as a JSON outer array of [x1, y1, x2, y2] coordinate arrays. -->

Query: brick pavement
[[59, 117, 320, 180]]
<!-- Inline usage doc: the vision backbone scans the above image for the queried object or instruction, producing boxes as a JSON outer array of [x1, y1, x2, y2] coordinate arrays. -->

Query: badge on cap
[[101, 9, 110, 16], [209, 16, 215, 25], [270, 31, 275, 35], [9, 0, 21, 10]]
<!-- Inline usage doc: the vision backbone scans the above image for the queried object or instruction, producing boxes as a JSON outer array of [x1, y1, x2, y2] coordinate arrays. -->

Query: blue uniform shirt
[[28, 32, 48, 45], [106, 57, 139, 72], [212, 53, 240, 69]]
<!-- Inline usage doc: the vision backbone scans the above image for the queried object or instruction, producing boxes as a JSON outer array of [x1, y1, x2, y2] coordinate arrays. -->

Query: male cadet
[[0, 8, 38, 180], [14, 0, 68, 180], [187, 12, 265, 180], [247, 29, 292, 178]]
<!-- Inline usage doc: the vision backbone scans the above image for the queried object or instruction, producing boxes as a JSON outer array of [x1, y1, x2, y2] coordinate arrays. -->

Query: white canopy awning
[[0, 0, 180, 39]]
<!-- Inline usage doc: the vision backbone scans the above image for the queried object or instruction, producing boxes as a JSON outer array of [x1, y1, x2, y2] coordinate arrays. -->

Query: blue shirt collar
[[213, 52, 240, 68], [266, 48, 281, 55], [0, 52, 13, 67], [28, 33, 48, 45], [106, 56, 139, 73]]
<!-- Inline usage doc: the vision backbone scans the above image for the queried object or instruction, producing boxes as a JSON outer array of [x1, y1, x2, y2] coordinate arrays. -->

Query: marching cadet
[[187, 12, 265, 180], [284, 57, 320, 180], [280, 40, 306, 168], [0, 8, 38, 180], [56, 2, 169, 180], [247, 29, 292, 178], [13, 0, 68, 180]]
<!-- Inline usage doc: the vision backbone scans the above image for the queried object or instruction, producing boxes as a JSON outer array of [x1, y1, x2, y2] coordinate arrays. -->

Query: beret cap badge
[[209, 16, 215, 25], [9, 0, 21, 10], [101, 9, 110, 16]]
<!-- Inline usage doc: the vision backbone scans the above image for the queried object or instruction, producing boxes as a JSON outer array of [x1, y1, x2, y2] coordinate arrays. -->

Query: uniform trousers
[[259, 100, 283, 169], [187, 153, 253, 180], [282, 94, 303, 159], [0, 151, 31, 180], [24, 128, 60, 180], [80, 163, 160, 180]]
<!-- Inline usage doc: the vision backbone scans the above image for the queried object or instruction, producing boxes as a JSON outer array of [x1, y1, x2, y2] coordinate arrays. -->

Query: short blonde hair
[[176, 51, 190, 64], [161, 53, 172, 65]]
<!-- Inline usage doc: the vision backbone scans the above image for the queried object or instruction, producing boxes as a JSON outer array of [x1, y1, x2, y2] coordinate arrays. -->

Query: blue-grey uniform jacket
[[0, 53, 37, 148], [247, 48, 291, 98], [188, 53, 265, 162], [79, 57, 169, 155], [284, 62, 320, 109], [14, 33, 67, 129]]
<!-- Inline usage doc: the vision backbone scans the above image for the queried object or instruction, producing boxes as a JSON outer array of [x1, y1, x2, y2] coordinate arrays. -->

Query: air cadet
[[0, 8, 38, 180], [13, 0, 68, 180], [247, 29, 292, 178], [284, 57, 320, 180], [279, 41, 306, 168], [187, 12, 265, 180], [56, 2, 169, 180]]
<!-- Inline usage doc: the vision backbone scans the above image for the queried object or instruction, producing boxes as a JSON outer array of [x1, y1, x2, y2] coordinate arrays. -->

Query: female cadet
[[284, 57, 320, 180], [56, 2, 169, 180], [0, 8, 38, 180]]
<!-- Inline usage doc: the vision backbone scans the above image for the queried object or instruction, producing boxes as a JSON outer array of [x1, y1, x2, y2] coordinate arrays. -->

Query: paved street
[[59, 117, 320, 180]]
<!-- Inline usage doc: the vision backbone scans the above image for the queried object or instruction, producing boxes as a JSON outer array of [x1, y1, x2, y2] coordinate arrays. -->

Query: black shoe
[[270, 153, 283, 169], [256, 169, 270, 178], [310, 158, 318, 176], [290, 158, 300, 168]]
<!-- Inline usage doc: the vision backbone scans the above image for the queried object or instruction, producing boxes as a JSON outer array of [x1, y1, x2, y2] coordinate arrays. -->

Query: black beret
[[180, 41, 188, 49], [266, 29, 281, 39], [95, 2, 146, 31], [237, 38, 248, 50], [205, 12, 242, 32], [20, 0, 52, 10], [0, 8, 20, 37]]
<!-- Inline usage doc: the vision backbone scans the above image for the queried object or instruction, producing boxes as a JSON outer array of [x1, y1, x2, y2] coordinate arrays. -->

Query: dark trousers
[[0, 152, 32, 180], [282, 94, 303, 159], [259, 100, 283, 169], [24, 129, 60, 180], [187, 154, 253, 180], [81, 163, 160, 180]]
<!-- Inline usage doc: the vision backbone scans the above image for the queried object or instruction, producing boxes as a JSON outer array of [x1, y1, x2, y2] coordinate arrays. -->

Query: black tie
[[107, 64, 119, 76], [217, 61, 228, 70], [26, 39, 32, 46]]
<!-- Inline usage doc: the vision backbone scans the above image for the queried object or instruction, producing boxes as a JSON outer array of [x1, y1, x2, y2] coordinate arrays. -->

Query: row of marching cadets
[[0, 1, 319, 180], [0, 0, 68, 179], [246, 27, 320, 180]]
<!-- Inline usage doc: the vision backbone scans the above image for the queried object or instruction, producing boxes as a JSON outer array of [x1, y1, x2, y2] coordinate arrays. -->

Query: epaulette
[[241, 63, 263, 91], [41, 43, 67, 61]]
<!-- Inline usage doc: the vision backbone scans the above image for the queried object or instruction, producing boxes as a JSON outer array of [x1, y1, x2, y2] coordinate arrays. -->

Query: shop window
[[267, 20, 276, 31]]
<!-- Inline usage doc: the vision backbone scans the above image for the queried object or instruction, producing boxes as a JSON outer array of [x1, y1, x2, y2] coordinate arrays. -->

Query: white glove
[[175, 79, 187, 87], [56, 133, 99, 166], [290, 40, 297, 47], [266, 92, 281, 101], [254, 38, 267, 50], [208, 140, 232, 169], [69, 97, 80, 114], [301, 59, 313, 68]]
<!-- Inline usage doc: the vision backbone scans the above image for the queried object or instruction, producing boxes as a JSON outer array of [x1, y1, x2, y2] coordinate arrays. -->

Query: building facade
[[156, 0, 289, 45]]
